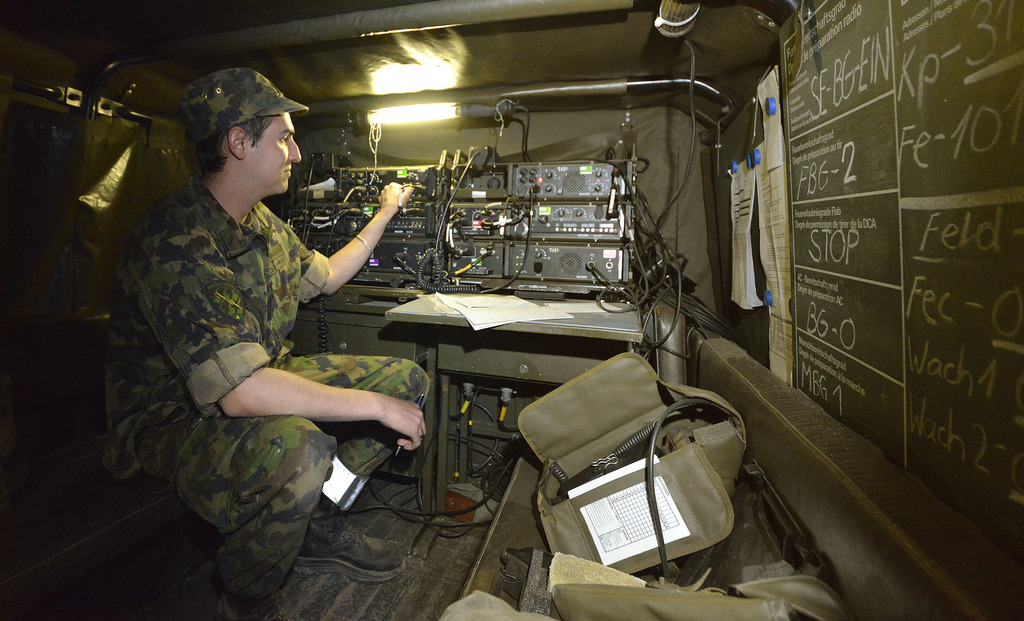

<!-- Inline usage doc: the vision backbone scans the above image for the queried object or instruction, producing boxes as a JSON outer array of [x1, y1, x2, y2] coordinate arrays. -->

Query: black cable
[[479, 192, 533, 293], [434, 153, 476, 250], [392, 254, 419, 277], [466, 395, 501, 474], [348, 479, 421, 515], [352, 453, 513, 538], [514, 106, 532, 161], [317, 296, 333, 354], [647, 265, 683, 351], [588, 263, 639, 311], [598, 41, 724, 363], [679, 292, 740, 343], [449, 385, 504, 474], [323, 204, 338, 254], [658, 344, 687, 361], [416, 154, 485, 293], [351, 399, 518, 531], [364, 481, 494, 533], [378, 454, 515, 520], [604, 131, 738, 355], [417, 248, 478, 293], [645, 397, 711, 578], [447, 432, 502, 477]]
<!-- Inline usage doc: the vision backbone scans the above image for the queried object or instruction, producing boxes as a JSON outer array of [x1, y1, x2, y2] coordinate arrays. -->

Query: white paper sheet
[[433, 293, 572, 330], [757, 68, 786, 171], [755, 67, 795, 385], [730, 163, 763, 310]]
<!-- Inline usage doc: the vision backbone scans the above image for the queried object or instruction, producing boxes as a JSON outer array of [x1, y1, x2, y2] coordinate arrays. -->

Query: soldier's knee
[[407, 361, 429, 394], [256, 416, 336, 493]]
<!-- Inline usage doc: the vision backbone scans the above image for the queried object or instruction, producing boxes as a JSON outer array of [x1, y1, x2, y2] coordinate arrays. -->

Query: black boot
[[293, 501, 406, 582]]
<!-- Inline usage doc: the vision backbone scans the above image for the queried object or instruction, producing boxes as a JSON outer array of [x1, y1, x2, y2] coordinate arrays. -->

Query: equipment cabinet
[[290, 286, 644, 511]]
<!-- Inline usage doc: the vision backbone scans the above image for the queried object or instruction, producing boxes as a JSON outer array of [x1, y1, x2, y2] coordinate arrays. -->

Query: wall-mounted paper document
[[756, 67, 794, 384], [730, 164, 762, 310]]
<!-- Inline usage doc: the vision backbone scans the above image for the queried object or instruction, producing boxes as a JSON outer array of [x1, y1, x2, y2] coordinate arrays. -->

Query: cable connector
[[461, 382, 476, 415], [499, 387, 513, 422]]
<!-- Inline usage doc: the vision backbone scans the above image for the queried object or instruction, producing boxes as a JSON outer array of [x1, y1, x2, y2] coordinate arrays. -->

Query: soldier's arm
[[321, 183, 413, 295], [218, 366, 425, 450]]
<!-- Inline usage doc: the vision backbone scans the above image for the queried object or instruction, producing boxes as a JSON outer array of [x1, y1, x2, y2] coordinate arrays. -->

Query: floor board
[[14, 474, 494, 621]]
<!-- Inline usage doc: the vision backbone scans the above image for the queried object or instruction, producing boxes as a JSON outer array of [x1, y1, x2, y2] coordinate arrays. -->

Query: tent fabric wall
[[0, 96, 192, 320]]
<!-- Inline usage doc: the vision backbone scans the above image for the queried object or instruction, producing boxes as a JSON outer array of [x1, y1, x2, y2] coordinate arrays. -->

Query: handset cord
[[645, 397, 711, 578]]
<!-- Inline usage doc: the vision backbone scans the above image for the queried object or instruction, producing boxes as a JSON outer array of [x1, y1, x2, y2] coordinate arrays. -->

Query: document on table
[[543, 300, 630, 314], [433, 293, 572, 330]]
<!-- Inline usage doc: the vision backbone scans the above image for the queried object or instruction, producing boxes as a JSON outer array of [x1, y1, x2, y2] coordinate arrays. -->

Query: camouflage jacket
[[104, 175, 328, 478]]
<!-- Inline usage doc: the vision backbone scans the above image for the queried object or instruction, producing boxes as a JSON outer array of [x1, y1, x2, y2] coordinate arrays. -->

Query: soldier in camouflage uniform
[[104, 67, 427, 621]]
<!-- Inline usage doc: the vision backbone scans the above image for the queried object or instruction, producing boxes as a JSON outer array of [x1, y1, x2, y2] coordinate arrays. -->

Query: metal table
[[385, 294, 644, 510]]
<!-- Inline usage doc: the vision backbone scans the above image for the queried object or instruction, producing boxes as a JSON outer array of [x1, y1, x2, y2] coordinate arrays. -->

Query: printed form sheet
[[730, 160, 762, 310], [569, 457, 690, 566]]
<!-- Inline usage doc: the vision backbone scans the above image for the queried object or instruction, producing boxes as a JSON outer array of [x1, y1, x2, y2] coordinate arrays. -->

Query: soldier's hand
[[374, 393, 426, 450], [379, 182, 414, 219]]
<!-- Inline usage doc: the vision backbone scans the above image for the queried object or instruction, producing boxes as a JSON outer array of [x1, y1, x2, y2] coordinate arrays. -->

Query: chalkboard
[[780, 0, 1024, 559]]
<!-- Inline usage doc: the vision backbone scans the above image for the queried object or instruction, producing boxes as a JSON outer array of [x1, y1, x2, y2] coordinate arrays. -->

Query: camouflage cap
[[179, 67, 308, 143]]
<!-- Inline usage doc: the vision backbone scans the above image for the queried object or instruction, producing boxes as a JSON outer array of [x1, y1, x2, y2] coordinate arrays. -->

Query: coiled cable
[[416, 248, 479, 294]]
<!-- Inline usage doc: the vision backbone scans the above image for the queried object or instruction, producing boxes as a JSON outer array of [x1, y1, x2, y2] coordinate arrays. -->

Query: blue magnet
[[746, 149, 762, 169], [765, 97, 777, 115], [765, 290, 773, 306], [731, 160, 739, 174]]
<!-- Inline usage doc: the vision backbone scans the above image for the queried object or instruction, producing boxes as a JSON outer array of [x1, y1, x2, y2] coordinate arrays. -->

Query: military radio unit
[[288, 152, 636, 296]]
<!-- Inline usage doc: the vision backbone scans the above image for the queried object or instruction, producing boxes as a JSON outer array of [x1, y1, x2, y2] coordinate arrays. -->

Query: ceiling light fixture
[[366, 103, 460, 124], [366, 101, 514, 125]]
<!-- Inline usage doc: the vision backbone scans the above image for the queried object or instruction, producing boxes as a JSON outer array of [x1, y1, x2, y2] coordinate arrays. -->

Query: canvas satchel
[[519, 353, 745, 575]]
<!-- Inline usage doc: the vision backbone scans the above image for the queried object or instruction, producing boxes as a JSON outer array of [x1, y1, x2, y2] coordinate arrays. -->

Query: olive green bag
[[519, 353, 746, 575]]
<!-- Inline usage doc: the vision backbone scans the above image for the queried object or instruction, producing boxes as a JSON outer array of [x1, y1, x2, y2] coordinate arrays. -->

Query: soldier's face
[[252, 113, 301, 197]]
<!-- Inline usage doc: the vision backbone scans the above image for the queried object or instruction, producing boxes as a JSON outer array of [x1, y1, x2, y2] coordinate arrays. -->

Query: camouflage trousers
[[172, 354, 427, 599]]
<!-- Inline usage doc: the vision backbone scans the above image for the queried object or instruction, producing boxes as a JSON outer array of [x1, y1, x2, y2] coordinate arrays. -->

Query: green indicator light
[[539, 206, 551, 215], [580, 165, 593, 174]]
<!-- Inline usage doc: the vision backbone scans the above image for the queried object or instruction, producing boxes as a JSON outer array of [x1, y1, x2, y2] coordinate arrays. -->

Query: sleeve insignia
[[204, 281, 246, 322]]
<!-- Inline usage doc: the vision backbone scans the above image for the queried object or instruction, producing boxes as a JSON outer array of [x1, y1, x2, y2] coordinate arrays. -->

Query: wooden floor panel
[[14, 476, 492, 621]]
